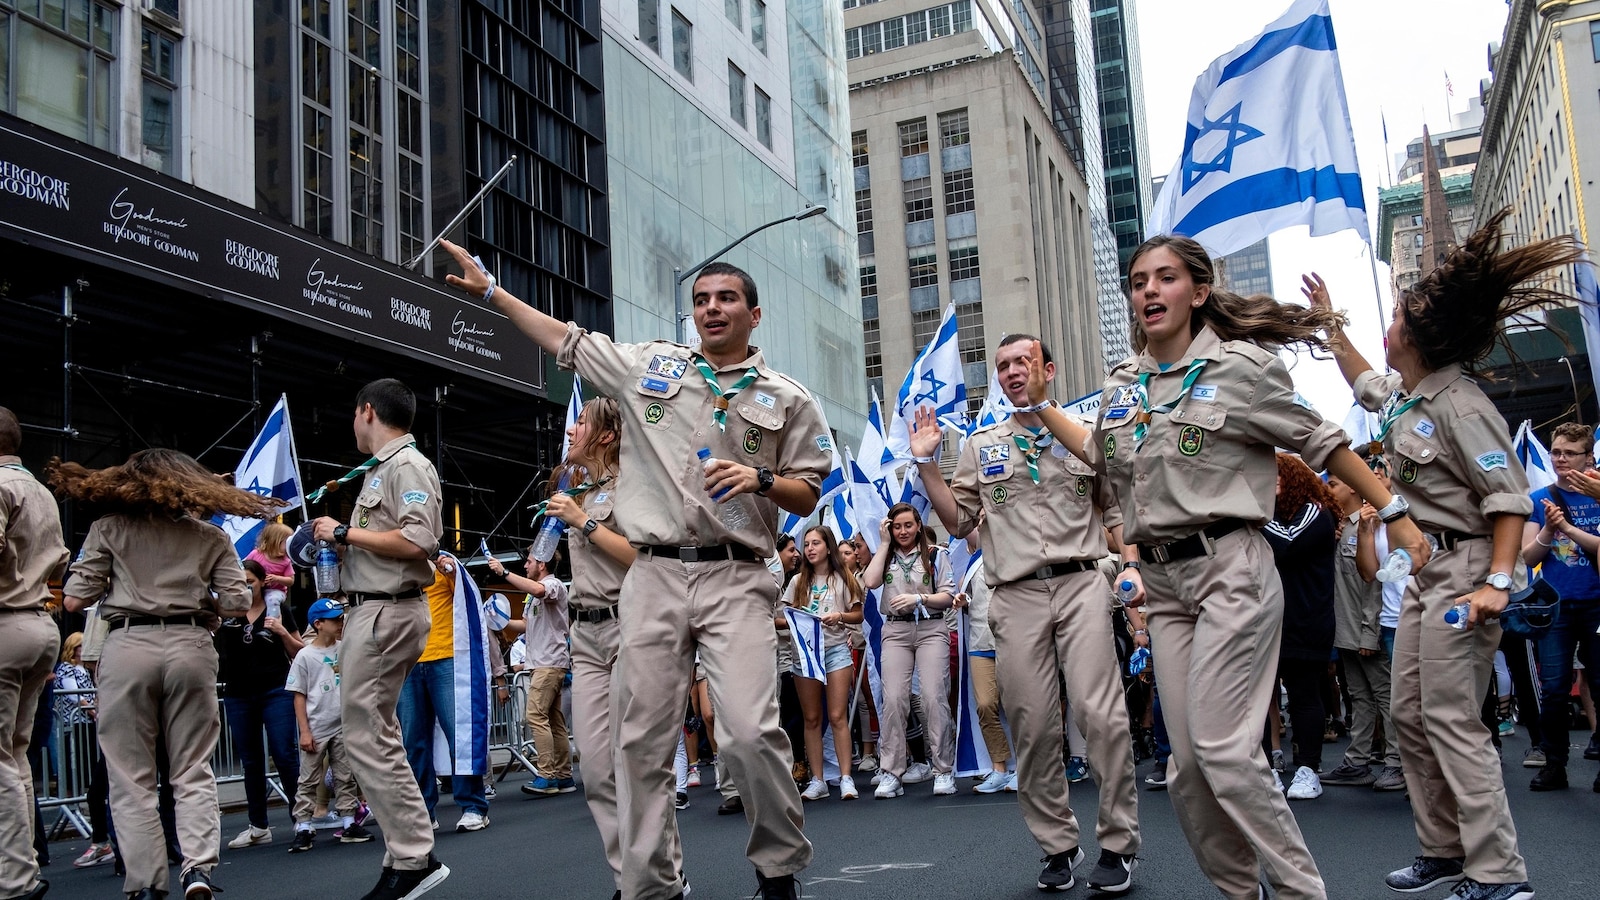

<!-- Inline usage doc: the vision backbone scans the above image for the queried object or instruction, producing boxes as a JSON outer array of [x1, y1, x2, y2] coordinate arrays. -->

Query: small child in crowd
[[286, 598, 371, 852]]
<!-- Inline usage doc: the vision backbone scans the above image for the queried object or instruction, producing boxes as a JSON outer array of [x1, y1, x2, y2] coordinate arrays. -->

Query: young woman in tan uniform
[[50, 448, 282, 900], [1029, 235, 1427, 900], [1312, 210, 1579, 900]]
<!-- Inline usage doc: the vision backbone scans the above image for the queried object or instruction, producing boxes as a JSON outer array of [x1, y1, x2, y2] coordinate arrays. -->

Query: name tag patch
[[1414, 419, 1436, 439], [755, 391, 777, 409], [641, 376, 671, 393], [646, 354, 687, 380], [1190, 383, 1218, 401], [982, 464, 1006, 477], [1476, 451, 1508, 472], [402, 490, 430, 505], [978, 444, 1011, 465], [1104, 406, 1131, 421]]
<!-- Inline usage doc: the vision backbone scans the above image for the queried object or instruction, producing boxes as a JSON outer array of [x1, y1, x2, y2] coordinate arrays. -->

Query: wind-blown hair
[[1128, 234, 1348, 354], [553, 396, 622, 494], [1275, 453, 1336, 520], [1400, 208, 1584, 372], [47, 448, 288, 519]]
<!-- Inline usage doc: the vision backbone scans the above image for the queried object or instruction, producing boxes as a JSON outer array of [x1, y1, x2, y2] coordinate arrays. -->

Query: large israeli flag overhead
[[1147, 0, 1369, 257], [217, 394, 304, 556]]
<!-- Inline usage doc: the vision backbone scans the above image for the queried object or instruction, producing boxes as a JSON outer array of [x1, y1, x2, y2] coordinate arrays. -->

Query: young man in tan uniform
[[0, 408, 66, 900], [441, 240, 828, 900], [489, 548, 574, 795], [911, 337, 1141, 894], [311, 378, 447, 900]]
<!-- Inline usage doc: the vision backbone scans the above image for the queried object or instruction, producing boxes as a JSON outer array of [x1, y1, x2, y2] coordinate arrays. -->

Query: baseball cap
[[287, 521, 319, 568], [307, 598, 346, 622]]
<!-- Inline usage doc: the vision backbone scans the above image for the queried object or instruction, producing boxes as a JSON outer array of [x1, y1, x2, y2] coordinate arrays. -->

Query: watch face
[[1489, 573, 1511, 590]]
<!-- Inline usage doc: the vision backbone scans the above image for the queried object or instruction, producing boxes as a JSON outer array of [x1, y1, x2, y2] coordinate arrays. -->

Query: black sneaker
[[1447, 878, 1535, 900], [1036, 847, 1082, 892], [1144, 763, 1168, 791], [1529, 766, 1567, 792], [675, 792, 690, 810], [1320, 762, 1376, 786], [1086, 849, 1137, 893], [1385, 857, 1464, 893], [1585, 733, 1600, 761], [358, 856, 450, 900], [718, 796, 744, 815], [340, 823, 375, 844], [289, 830, 315, 853], [180, 868, 215, 900], [753, 871, 798, 900], [11, 881, 47, 900]]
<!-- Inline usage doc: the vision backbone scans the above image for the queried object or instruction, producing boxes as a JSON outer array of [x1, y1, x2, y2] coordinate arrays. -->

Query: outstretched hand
[[441, 239, 491, 298], [909, 406, 943, 459], [1300, 272, 1331, 311], [1019, 346, 1050, 406]]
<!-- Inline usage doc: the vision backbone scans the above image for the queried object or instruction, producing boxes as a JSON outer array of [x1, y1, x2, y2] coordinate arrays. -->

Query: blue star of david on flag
[[1181, 103, 1264, 192], [886, 303, 967, 460], [913, 369, 948, 406]]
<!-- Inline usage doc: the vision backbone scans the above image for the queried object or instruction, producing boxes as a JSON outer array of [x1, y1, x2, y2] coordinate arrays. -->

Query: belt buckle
[[1033, 565, 1053, 580], [1147, 543, 1172, 564], [679, 546, 705, 563]]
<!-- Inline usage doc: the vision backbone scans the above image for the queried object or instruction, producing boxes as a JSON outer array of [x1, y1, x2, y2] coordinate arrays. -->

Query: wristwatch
[[1377, 493, 1411, 524], [1487, 571, 1513, 591], [754, 466, 775, 495], [1122, 561, 1142, 571], [582, 518, 600, 537], [333, 524, 350, 545]]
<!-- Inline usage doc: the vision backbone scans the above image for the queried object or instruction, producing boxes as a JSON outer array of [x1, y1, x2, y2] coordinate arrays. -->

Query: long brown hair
[[47, 448, 286, 519], [549, 396, 621, 495], [885, 502, 939, 575], [1128, 234, 1348, 354], [1400, 207, 1584, 372], [789, 526, 864, 611], [1274, 453, 1336, 520]]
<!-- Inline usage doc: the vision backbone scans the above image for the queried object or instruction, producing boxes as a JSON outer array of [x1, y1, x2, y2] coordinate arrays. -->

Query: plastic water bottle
[[1128, 646, 1151, 676], [264, 589, 284, 621], [1117, 579, 1138, 605], [313, 541, 341, 595], [698, 448, 752, 532], [1377, 534, 1440, 584], [531, 472, 572, 563], [1444, 601, 1472, 631]]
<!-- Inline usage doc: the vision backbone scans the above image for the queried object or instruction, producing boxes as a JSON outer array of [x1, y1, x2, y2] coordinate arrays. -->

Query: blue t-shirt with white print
[[1530, 486, 1600, 602]]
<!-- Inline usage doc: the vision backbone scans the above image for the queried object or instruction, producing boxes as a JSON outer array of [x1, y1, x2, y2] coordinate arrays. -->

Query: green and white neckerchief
[[691, 355, 759, 432], [529, 475, 615, 518], [1370, 391, 1423, 454], [1012, 427, 1054, 485], [0, 462, 29, 474], [886, 551, 928, 587], [307, 442, 415, 503], [1133, 359, 1208, 451]]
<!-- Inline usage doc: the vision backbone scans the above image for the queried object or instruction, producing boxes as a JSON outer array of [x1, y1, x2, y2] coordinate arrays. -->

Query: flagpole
[[1365, 244, 1389, 361], [280, 393, 308, 521], [403, 156, 517, 270]]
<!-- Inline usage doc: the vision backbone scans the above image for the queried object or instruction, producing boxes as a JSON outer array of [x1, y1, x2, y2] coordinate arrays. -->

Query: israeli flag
[[859, 389, 905, 508], [784, 608, 828, 683], [1147, 0, 1369, 257], [778, 510, 809, 542], [887, 303, 969, 459], [1575, 244, 1600, 427], [1341, 401, 1382, 453], [898, 466, 933, 522], [560, 376, 584, 461], [971, 369, 1009, 433], [844, 452, 889, 710], [1513, 420, 1558, 493], [217, 394, 305, 557]]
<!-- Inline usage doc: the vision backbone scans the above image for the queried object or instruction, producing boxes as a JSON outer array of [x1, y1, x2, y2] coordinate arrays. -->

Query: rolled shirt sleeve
[[389, 459, 443, 557], [1453, 412, 1535, 521], [1354, 369, 1397, 413], [556, 323, 639, 398], [1244, 357, 1348, 471]]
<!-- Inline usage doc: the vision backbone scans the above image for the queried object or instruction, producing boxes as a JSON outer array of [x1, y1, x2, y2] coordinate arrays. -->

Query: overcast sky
[[1133, 0, 1512, 420]]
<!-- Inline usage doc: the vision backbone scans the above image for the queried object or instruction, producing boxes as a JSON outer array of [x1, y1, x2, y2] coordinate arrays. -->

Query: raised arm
[[442, 239, 569, 355], [861, 519, 892, 590], [1302, 272, 1375, 389], [909, 407, 963, 536]]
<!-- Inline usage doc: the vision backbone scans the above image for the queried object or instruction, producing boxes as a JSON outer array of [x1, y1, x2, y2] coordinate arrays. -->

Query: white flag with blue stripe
[[217, 394, 304, 557], [844, 452, 889, 709], [1147, 0, 1369, 257], [560, 376, 584, 461], [859, 388, 904, 508], [1341, 401, 1381, 453], [1513, 420, 1557, 493], [887, 303, 969, 459], [952, 556, 994, 779], [784, 607, 828, 682], [1575, 244, 1600, 424]]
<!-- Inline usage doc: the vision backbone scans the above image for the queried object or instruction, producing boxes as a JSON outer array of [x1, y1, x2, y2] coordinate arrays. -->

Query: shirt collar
[[0, 455, 20, 467], [1135, 324, 1224, 374], [694, 345, 768, 374], [1409, 364, 1464, 401], [375, 433, 417, 463]]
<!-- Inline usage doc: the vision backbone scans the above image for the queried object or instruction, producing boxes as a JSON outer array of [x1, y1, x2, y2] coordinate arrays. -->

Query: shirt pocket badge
[[1168, 402, 1228, 458], [354, 489, 382, 529], [636, 378, 682, 428], [1392, 433, 1441, 485]]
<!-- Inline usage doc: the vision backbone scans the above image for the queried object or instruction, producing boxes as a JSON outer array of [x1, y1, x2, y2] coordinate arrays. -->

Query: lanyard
[[529, 476, 614, 518], [1133, 359, 1207, 451], [691, 356, 759, 432], [307, 443, 415, 504], [1012, 428, 1054, 485]]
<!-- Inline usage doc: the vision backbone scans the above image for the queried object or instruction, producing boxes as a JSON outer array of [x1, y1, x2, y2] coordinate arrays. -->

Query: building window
[[909, 251, 939, 289], [929, 4, 952, 38], [955, 301, 985, 364], [152, 0, 181, 17], [1413, 233, 1423, 248], [852, 130, 869, 168], [671, 8, 693, 79], [859, 21, 882, 55], [726, 0, 742, 27], [1592, 20, 1600, 62], [755, 87, 772, 147], [903, 177, 933, 222], [141, 27, 179, 176], [728, 62, 747, 127], [939, 109, 970, 147], [639, 0, 661, 53], [1411, 214, 1422, 226], [751, 0, 767, 53], [949, 241, 980, 282], [911, 307, 941, 348], [347, 0, 383, 257], [899, 119, 929, 156], [943, 168, 974, 214], [856, 188, 873, 235], [4, 1, 119, 150], [862, 264, 881, 387], [883, 17, 905, 50]]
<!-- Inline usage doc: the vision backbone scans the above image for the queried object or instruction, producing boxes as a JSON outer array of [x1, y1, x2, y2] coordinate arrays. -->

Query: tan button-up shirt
[[342, 433, 443, 595], [1089, 326, 1349, 545], [568, 477, 626, 612], [556, 324, 832, 555], [0, 457, 68, 611], [877, 548, 954, 617], [1355, 366, 1532, 534], [63, 514, 251, 617], [950, 418, 1123, 586], [1332, 511, 1382, 652]]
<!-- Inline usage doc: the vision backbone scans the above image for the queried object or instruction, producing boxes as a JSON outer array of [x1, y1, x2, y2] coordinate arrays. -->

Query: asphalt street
[[37, 731, 1600, 900]]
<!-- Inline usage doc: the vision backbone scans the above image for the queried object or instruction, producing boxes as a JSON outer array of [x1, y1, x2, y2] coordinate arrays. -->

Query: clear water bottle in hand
[[1377, 534, 1440, 584], [532, 472, 571, 563], [1117, 579, 1138, 605], [698, 448, 751, 532], [1443, 601, 1472, 631], [314, 541, 341, 595]]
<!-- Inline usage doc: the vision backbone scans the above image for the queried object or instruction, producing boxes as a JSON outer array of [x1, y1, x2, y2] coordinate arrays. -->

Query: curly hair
[[1128, 234, 1348, 355], [47, 448, 287, 519], [1274, 453, 1336, 520], [1400, 207, 1584, 372]]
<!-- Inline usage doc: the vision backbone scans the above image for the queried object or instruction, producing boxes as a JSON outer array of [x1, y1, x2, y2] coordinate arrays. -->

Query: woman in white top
[[777, 526, 864, 800]]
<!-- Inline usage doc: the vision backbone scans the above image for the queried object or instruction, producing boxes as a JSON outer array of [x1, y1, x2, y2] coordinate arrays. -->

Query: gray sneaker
[[1521, 747, 1546, 768], [1446, 878, 1534, 900], [1320, 762, 1375, 786], [1372, 766, 1406, 792], [1385, 856, 1463, 893]]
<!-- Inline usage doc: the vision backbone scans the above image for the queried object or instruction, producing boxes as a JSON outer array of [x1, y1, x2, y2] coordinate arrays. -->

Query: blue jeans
[[1152, 688, 1170, 764], [223, 688, 301, 828], [1535, 599, 1600, 764], [398, 657, 488, 817], [1381, 625, 1396, 660]]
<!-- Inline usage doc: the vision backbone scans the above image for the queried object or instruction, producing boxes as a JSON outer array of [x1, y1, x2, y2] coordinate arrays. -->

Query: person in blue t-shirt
[[1520, 422, 1600, 791]]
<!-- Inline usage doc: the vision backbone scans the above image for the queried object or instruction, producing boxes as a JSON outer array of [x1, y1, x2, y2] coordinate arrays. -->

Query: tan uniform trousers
[[570, 617, 627, 885], [341, 597, 434, 870], [878, 617, 953, 777], [613, 554, 811, 900], [1392, 538, 1526, 883], [97, 623, 220, 895], [990, 571, 1140, 856], [1339, 648, 1400, 768], [1143, 529, 1325, 900], [0, 611, 58, 897], [968, 655, 1009, 766], [528, 666, 573, 779], [292, 733, 359, 822]]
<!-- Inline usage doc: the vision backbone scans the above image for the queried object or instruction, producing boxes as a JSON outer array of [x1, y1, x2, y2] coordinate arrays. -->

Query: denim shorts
[[792, 643, 854, 677]]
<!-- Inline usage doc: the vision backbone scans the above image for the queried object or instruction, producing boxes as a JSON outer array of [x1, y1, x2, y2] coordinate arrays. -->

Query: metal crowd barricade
[[488, 669, 538, 781]]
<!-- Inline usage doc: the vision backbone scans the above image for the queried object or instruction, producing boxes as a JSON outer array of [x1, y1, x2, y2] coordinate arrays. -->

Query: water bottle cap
[[1444, 608, 1462, 624], [1120, 580, 1133, 590], [697, 447, 712, 460]]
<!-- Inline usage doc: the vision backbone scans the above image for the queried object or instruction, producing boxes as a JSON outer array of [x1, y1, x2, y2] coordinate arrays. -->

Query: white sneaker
[[974, 771, 1011, 794], [686, 766, 701, 788], [857, 754, 879, 773], [1004, 771, 1019, 792], [1286, 766, 1322, 800], [932, 773, 957, 795], [227, 825, 271, 849], [801, 778, 829, 800], [874, 772, 904, 798], [902, 761, 933, 784], [839, 775, 859, 800], [455, 811, 489, 832], [1272, 769, 1284, 793], [869, 771, 884, 785]]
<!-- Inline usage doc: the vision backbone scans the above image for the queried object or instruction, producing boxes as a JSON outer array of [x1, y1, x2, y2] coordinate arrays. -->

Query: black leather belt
[[884, 612, 921, 623], [1430, 530, 1488, 551], [109, 614, 203, 630], [642, 544, 758, 563], [1138, 518, 1248, 565], [345, 589, 423, 607], [571, 605, 618, 624], [1024, 559, 1098, 581]]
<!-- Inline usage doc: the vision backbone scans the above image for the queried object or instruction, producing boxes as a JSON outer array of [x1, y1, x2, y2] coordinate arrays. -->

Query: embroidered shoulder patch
[[978, 444, 1011, 465], [368, 476, 382, 489], [646, 354, 687, 380], [815, 435, 834, 453], [402, 490, 430, 505], [1475, 451, 1508, 472]]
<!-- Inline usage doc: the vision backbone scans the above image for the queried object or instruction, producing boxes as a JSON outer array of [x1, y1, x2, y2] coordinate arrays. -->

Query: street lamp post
[[672, 205, 828, 344], [1559, 356, 1584, 426]]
